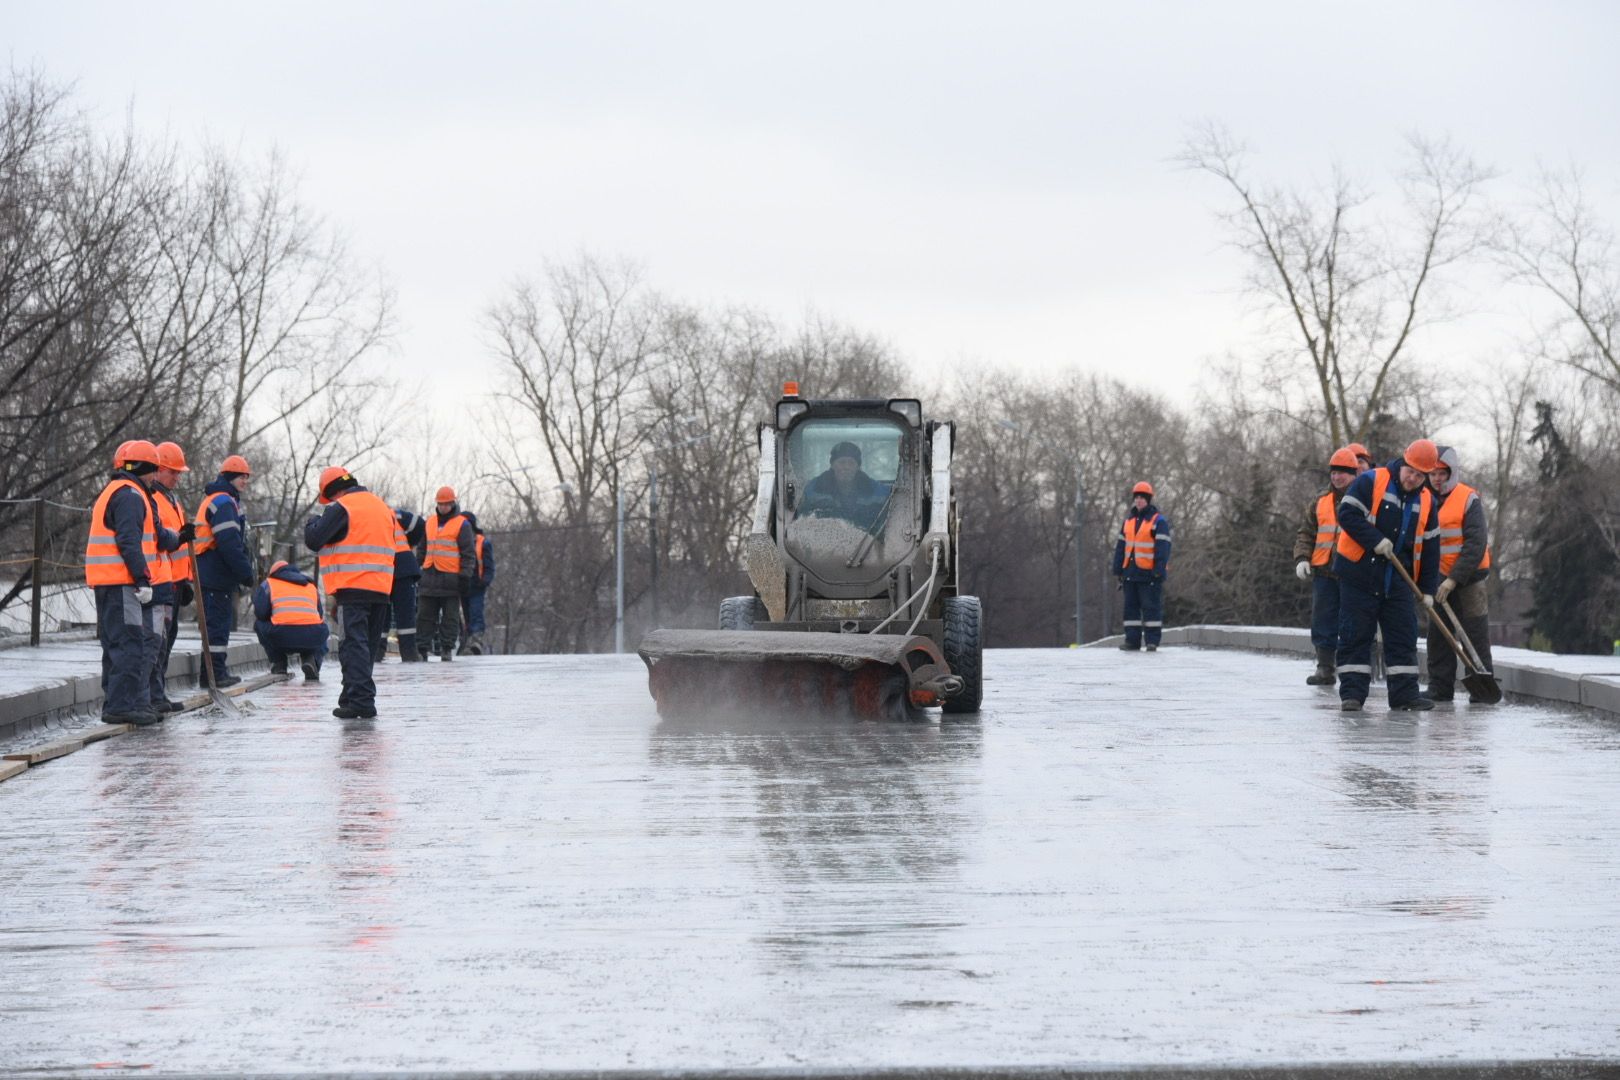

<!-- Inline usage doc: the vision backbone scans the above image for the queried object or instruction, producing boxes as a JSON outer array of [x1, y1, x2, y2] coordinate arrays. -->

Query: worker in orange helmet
[[1293, 448, 1361, 687], [1425, 445, 1495, 703], [1112, 481, 1172, 652], [416, 485, 475, 662], [192, 453, 255, 688], [83, 441, 181, 726], [147, 442, 198, 714], [1331, 438, 1443, 712], [304, 466, 397, 718], [1345, 442, 1374, 474]]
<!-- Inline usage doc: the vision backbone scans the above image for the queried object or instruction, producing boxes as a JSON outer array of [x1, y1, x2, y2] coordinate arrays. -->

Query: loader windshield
[[783, 418, 913, 581]]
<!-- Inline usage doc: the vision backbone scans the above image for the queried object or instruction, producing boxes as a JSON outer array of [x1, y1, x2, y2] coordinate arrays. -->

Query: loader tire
[[719, 595, 766, 631], [941, 595, 983, 714]]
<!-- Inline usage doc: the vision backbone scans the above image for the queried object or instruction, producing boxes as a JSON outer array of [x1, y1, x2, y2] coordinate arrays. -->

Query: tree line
[[2, 72, 1616, 652]]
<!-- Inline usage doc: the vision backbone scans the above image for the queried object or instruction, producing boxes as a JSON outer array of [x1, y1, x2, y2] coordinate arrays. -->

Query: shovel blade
[[210, 688, 244, 717], [1463, 672, 1503, 705]]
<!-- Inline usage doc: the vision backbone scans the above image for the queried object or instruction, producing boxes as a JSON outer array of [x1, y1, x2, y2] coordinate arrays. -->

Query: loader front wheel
[[941, 595, 983, 713], [719, 595, 766, 631]]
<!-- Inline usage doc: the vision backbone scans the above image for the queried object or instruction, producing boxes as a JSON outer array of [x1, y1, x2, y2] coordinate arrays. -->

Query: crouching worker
[[252, 560, 329, 681]]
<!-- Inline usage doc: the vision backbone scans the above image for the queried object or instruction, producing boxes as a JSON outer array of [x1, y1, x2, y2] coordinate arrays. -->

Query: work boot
[[1145, 644, 1157, 652], [1392, 697, 1436, 712], [332, 705, 377, 719], [1305, 648, 1336, 686], [1341, 699, 1363, 713], [157, 698, 185, 714], [270, 658, 289, 676], [210, 673, 242, 689], [1118, 641, 1139, 652], [106, 711, 162, 727], [301, 656, 321, 682], [440, 650, 454, 662], [1426, 685, 1454, 702]]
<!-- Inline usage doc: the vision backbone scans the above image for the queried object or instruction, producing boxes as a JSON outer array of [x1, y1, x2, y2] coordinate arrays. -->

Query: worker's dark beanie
[[830, 441, 862, 465], [323, 474, 360, 501], [122, 461, 158, 477], [220, 471, 247, 482]]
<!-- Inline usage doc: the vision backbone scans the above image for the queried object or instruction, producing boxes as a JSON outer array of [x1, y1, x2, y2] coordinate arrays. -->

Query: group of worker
[[86, 442, 496, 725], [1293, 438, 1495, 711]]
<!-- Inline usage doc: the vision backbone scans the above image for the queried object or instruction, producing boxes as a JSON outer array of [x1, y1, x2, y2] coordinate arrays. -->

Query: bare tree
[[1179, 123, 1493, 449]]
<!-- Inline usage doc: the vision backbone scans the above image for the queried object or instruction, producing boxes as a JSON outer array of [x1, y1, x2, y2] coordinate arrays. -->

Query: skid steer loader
[[638, 385, 983, 720]]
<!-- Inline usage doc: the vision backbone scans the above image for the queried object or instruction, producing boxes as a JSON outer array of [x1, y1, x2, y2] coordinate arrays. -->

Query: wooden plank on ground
[[0, 759, 26, 783], [229, 672, 291, 695], [4, 736, 85, 765], [80, 723, 133, 744]]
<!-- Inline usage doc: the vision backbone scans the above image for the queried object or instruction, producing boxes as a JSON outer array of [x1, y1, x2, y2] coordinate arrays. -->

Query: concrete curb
[[0, 635, 269, 743], [1085, 624, 1620, 719]]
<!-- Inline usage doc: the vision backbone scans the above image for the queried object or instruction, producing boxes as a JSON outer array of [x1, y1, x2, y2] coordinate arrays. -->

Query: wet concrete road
[[3, 648, 1619, 1074]]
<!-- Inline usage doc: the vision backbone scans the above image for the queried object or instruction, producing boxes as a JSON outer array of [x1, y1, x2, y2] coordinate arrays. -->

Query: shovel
[[1440, 598, 1503, 705], [1388, 556, 1502, 705], [187, 540, 243, 717]]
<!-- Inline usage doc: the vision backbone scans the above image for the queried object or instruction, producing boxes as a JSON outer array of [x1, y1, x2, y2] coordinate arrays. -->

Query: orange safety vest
[[317, 490, 397, 595], [84, 477, 157, 587], [424, 513, 468, 573], [1120, 513, 1162, 572], [1311, 492, 1340, 567], [1336, 467, 1432, 578], [268, 576, 323, 626], [192, 490, 238, 556], [1436, 482, 1492, 576], [154, 487, 189, 583]]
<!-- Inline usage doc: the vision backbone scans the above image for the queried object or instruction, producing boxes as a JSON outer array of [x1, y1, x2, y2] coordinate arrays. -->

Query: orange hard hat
[[113, 440, 134, 467], [156, 441, 189, 472], [1131, 481, 1154, 498], [435, 485, 457, 503], [1329, 447, 1359, 470], [220, 454, 251, 476], [1346, 442, 1371, 462], [119, 440, 160, 468], [1404, 438, 1441, 474], [269, 559, 288, 574], [318, 465, 354, 504]]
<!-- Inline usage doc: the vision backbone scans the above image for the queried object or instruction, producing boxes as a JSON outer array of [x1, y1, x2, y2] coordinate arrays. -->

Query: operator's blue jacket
[[1330, 457, 1442, 598], [393, 508, 425, 582], [196, 477, 255, 591]]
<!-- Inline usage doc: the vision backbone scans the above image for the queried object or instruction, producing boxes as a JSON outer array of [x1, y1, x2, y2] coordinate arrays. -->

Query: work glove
[[177, 522, 196, 544], [1435, 578, 1457, 605], [1373, 537, 1395, 559], [177, 581, 194, 607], [133, 585, 153, 606], [1422, 593, 1435, 611], [1295, 560, 1312, 582]]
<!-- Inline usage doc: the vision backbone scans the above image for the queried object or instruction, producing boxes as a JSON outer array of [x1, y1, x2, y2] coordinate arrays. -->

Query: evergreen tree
[[1528, 403, 1619, 653]]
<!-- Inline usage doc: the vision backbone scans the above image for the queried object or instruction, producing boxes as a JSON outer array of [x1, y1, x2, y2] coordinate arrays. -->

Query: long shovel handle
[[186, 539, 241, 716], [1441, 599, 1491, 675], [1387, 554, 1476, 673]]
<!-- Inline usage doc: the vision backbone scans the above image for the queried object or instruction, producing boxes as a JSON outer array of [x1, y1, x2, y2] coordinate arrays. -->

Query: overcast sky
[[8, 0, 1619, 420]]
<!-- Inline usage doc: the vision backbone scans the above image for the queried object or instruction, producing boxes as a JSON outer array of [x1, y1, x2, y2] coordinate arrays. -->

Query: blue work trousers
[[201, 586, 236, 675], [1121, 578, 1164, 648], [462, 589, 487, 636], [1310, 573, 1341, 652], [337, 602, 389, 712], [383, 578, 420, 660], [254, 620, 330, 667], [147, 602, 175, 706], [96, 585, 154, 717], [1336, 580, 1421, 706]]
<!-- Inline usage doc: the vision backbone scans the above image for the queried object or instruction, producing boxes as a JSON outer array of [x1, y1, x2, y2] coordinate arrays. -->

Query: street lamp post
[[1074, 467, 1085, 645]]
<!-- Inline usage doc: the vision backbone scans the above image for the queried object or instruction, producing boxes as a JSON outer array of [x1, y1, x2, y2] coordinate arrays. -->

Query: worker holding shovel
[[1425, 446, 1495, 703], [1332, 439, 1444, 713]]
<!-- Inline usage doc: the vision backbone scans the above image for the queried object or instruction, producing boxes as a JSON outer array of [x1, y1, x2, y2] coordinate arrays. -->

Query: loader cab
[[777, 400, 923, 591]]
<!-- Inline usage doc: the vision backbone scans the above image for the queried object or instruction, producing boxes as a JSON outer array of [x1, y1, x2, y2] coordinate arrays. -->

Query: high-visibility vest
[[1119, 513, 1162, 571], [1436, 482, 1492, 576], [1311, 492, 1340, 567], [317, 490, 398, 595], [268, 576, 323, 626], [85, 477, 156, 587], [192, 491, 239, 556], [424, 513, 467, 573], [473, 534, 487, 579], [155, 487, 189, 583], [1336, 467, 1432, 578]]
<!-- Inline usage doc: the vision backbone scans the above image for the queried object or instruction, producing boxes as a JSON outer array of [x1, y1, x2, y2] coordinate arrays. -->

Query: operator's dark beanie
[[830, 441, 862, 465]]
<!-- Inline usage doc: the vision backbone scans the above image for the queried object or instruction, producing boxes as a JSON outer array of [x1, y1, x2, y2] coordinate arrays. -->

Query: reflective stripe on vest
[[1437, 482, 1492, 576], [85, 478, 156, 587], [192, 491, 239, 556], [424, 513, 467, 573], [268, 576, 324, 626], [155, 487, 188, 583], [1336, 468, 1432, 578], [318, 490, 397, 595], [1120, 513, 1161, 572], [1311, 492, 1339, 567]]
